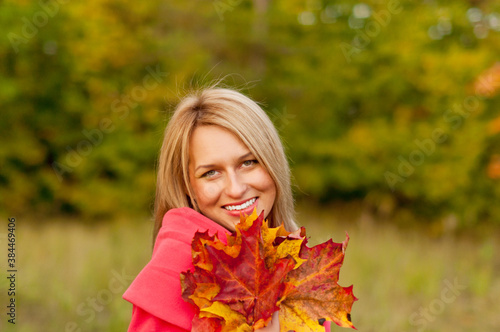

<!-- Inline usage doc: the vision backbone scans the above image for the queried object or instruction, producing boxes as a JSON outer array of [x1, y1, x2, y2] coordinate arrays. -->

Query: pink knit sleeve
[[123, 208, 229, 331]]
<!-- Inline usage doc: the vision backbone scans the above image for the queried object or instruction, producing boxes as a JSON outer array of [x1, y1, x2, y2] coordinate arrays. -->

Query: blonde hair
[[153, 88, 297, 243]]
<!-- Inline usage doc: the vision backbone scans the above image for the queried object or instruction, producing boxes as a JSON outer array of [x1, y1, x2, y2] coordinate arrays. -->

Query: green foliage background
[[1, 0, 499, 228]]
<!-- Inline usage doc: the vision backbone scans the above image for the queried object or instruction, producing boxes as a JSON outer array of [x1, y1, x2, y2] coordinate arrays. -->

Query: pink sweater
[[123, 207, 331, 332]]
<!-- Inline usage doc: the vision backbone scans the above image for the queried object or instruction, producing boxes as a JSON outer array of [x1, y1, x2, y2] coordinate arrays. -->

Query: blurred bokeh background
[[0, 0, 499, 331]]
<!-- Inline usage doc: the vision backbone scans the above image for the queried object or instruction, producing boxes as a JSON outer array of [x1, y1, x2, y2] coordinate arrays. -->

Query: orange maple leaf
[[279, 236, 357, 331]]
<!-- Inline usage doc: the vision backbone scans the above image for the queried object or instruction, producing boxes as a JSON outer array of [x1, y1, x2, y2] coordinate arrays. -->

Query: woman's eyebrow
[[195, 152, 254, 173], [195, 164, 216, 173], [237, 152, 254, 161]]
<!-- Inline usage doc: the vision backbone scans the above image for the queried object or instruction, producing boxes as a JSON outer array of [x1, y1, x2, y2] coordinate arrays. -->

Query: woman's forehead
[[189, 125, 253, 165]]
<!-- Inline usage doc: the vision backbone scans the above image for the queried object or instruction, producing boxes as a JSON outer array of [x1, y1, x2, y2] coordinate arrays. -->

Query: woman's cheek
[[256, 167, 275, 191], [198, 182, 221, 203]]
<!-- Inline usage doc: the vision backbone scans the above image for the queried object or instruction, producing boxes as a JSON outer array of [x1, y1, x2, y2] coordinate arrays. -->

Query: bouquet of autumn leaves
[[181, 211, 357, 332]]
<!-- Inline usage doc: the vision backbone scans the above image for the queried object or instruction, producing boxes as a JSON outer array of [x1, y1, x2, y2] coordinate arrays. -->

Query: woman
[[123, 88, 331, 331]]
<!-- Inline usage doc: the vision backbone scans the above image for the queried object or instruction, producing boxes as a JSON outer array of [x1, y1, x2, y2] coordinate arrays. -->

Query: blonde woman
[[123, 88, 331, 331]]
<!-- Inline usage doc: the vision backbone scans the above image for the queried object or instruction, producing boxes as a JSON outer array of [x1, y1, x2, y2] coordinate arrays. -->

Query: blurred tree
[[0, 0, 499, 227]]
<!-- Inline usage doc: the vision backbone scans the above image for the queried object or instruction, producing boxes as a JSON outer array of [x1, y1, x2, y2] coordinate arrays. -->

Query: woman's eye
[[242, 160, 258, 167], [202, 170, 217, 178]]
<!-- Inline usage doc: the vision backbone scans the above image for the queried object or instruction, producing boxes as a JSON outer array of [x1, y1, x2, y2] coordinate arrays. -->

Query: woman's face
[[188, 125, 276, 231]]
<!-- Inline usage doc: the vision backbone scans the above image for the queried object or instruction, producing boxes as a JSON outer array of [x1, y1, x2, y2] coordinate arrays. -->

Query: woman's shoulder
[[161, 207, 225, 229], [156, 207, 229, 247]]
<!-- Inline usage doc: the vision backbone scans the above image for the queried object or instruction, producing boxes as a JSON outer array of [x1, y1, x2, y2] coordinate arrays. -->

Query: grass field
[[1, 205, 498, 332]]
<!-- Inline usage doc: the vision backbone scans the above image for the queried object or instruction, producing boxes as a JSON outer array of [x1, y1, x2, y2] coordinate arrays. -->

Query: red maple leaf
[[181, 211, 357, 332]]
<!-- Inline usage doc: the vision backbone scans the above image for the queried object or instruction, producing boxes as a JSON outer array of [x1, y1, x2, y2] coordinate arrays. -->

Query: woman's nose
[[225, 172, 247, 198]]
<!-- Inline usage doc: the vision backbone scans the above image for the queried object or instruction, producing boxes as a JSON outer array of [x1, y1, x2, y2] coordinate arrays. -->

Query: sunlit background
[[1, 0, 499, 331]]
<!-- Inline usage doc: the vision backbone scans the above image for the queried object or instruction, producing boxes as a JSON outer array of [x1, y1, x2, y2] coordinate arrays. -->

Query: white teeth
[[224, 198, 256, 211]]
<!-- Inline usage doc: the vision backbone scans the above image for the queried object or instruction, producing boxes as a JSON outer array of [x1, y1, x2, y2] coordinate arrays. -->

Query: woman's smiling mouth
[[223, 197, 257, 211]]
